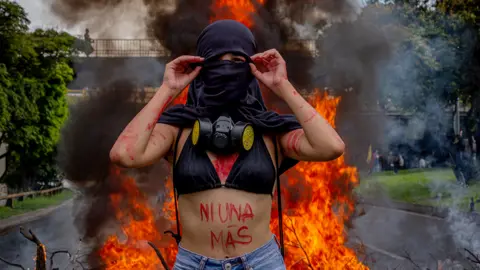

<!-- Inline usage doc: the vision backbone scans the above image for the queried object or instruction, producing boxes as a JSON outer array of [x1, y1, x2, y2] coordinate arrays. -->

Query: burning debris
[[19, 227, 47, 270]]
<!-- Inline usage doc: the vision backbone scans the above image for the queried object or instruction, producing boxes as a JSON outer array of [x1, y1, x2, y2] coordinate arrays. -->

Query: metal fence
[[79, 38, 318, 58], [85, 39, 170, 57]]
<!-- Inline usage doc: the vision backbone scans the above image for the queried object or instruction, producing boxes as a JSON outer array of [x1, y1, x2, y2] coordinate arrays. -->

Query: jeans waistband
[[176, 235, 280, 269]]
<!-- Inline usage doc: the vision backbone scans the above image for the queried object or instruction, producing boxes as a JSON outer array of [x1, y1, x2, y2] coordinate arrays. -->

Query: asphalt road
[[351, 205, 479, 269], [0, 200, 81, 270], [0, 203, 478, 270]]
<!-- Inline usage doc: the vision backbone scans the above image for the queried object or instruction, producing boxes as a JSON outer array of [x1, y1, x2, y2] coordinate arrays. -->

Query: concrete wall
[[69, 57, 169, 89]]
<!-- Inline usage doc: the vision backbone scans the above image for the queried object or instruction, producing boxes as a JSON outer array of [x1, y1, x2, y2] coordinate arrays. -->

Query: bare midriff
[[178, 188, 274, 259], [172, 128, 278, 259]]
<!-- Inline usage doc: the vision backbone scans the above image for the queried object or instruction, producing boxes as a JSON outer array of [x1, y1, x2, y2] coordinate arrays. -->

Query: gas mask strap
[[164, 128, 182, 245], [274, 136, 285, 258]]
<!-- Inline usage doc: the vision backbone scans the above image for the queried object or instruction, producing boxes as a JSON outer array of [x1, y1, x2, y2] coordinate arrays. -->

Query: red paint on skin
[[160, 95, 173, 113], [110, 152, 121, 162], [202, 202, 254, 249], [303, 109, 317, 124], [199, 202, 254, 223], [211, 230, 223, 249], [211, 153, 239, 183], [146, 122, 154, 131], [286, 130, 304, 156], [119, 133, 138, 161], [209, 226, 253, 250], [146, 96, 173, 131]]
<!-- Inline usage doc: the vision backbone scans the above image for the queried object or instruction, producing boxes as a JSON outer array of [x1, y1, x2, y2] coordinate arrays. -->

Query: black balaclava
[[158, 19, 302, 174]]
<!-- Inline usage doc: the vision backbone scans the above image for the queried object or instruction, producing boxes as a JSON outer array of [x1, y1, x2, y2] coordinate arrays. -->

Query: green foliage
[[0, 190, 73, 219], [435, 0, 480, 137], [357, 168, 480, 210], [0, 0, 75, 188], [376, 1, 467, 111], [0, 65, 10, 132]]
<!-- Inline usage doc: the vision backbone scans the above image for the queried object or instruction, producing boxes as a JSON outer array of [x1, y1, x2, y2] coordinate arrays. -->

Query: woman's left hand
[[250, 49, 288, 97]]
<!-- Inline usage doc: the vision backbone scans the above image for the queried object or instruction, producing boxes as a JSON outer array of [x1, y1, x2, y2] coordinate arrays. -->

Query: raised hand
[[249, 49, 288, 96], [162, 55, 204, 96]]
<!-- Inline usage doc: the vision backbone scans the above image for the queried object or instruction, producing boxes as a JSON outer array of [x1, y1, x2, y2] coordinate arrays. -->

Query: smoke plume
[[57, 80, 171, 265]]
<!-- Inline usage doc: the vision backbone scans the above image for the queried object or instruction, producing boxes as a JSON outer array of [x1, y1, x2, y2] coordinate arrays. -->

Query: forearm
[[278, 81, 344, 155], [110, 85, 173, 162]]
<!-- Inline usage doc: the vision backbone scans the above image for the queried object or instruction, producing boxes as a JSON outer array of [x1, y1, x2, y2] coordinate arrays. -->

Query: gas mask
[[191, 115, 254, 154]]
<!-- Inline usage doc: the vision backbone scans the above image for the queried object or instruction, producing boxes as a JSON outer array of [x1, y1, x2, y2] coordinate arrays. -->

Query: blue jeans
[[173, 236, 286, 270]]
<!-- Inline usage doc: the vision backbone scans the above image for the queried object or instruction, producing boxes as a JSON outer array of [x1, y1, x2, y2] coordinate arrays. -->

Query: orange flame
[[210, 0, 266, 28], [270, 92, 367, 269]]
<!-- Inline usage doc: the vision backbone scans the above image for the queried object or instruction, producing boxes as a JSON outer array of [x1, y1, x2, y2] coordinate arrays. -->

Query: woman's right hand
[[162, 55, 204, 96]]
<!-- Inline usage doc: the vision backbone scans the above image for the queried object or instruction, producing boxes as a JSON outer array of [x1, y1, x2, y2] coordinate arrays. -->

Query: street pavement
[[0, 200, 81, 270], [0, 202, 478, 269], [351, 205, 479, 269]]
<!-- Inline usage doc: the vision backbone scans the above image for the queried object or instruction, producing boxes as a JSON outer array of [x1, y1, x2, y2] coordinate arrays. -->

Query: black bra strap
[[273, 137, 285, 258], [164, 128, 183, 245]]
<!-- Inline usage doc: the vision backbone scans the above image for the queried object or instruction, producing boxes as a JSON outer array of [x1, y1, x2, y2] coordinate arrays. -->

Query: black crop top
[[172, 128, 278, 196]]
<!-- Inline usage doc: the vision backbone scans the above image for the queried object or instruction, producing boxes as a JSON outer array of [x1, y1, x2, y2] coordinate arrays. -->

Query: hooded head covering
[[158, 20, 301, 174]]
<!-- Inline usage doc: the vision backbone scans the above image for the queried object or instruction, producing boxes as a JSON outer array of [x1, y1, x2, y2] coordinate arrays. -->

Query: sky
[[15, 0, 152, 38], [15, 0, 84, 35]]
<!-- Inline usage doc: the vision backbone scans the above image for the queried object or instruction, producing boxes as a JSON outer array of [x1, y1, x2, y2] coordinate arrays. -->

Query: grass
[[0, 190, 73, 219], [355, 168, 480, 211]]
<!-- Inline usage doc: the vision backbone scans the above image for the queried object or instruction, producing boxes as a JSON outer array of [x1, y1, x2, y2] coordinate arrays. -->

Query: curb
[[0, 198, 73, 234], [359, 197, 480, 225]]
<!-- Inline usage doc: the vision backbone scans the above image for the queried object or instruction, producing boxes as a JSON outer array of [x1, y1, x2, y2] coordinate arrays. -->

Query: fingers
[[251, 53, 263, 61], [167, 55, 204, 71], [249, 63, 264, 81], [172, 55, 204, 65], [188, 66, 202, 81], [251, 49, 285, 64]]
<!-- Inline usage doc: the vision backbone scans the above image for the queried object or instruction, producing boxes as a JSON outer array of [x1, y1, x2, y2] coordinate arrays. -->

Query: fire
[[171, 86, 188, 106], [270, 91, 367, 269], [98, 170, 177, 269], [210, 0, 266, 28]]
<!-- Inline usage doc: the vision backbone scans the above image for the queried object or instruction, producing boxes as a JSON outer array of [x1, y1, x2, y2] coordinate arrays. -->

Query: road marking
[[353, 239, 406, 261]]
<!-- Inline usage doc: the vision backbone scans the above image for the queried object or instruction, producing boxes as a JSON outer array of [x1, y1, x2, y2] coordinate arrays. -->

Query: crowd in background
[[367, 128, 479, 185]]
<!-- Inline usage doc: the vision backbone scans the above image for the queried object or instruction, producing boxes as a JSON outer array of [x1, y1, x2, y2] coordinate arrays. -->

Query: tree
[[435, 0, 480, 155], [0, 0, 75, 188]]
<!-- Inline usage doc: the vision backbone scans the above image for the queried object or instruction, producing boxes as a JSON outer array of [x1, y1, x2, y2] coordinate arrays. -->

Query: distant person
[[373, 149, 381, 173], [366, 145, 375, 175], [84, 28, 93, 43], [475, 118, 480, 161], [453, 130, 467, 185], [387, 151, 398, 173], [419, 158, 426, 169], [83, 28, 94, 57]]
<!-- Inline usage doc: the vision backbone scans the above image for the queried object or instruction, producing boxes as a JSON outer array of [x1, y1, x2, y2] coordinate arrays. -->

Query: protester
[[110, 20, 345, 269]]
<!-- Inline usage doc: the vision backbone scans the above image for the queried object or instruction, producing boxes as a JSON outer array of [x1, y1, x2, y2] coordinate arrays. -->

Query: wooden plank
[[0, 187, 63, 200]]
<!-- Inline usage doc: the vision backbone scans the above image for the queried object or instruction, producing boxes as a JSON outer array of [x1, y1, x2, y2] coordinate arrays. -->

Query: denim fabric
[[173, 236, 286, 270]]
